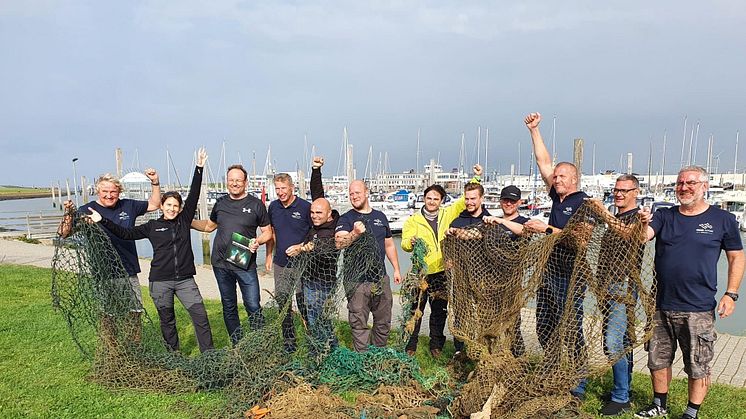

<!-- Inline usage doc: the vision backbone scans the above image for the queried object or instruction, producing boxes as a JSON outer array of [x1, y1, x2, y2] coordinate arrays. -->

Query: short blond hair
[[95, 173, 124, 193]]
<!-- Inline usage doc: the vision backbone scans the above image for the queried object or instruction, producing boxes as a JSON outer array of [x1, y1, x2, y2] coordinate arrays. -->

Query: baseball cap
[[500, 185, 521, 201]]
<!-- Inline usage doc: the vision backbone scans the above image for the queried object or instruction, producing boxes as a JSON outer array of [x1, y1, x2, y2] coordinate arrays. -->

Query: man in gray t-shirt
[[192, 164, 272, 345]]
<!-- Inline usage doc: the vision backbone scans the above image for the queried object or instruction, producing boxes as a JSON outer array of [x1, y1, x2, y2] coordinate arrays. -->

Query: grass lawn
[[0, 186, 51, 199], [2, 264, 745, 418]]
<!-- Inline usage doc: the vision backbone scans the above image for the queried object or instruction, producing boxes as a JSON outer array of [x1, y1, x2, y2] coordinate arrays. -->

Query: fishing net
[[443, 202, 656, 417], [51, 209, 448, 417]]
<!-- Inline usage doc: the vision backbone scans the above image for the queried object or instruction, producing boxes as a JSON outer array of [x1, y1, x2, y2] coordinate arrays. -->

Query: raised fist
[[524, 113, 541, 130], [473, 164, 483, 177], [144, 168, 159, 183], [312, 156, 325, 169]]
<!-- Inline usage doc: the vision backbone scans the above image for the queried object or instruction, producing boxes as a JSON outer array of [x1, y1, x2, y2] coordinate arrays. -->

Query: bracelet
[[151, 182, 160, 186]]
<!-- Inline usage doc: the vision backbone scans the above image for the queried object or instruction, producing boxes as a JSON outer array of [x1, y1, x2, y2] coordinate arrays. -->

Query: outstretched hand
[[312, 156, 325, 169], [196, 147, 208, 167], [473, 164, 483, 177], [87, 208, 102, 223], [524, 113, 541, 130]]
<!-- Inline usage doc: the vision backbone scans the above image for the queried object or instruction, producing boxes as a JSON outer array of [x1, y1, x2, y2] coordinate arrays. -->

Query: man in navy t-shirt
[[635, 166, 744, 419], [523, 112, 590, 399], [335, 180, 401, 352], [59, 169, 161, 341], [266, 172, 312, 352]]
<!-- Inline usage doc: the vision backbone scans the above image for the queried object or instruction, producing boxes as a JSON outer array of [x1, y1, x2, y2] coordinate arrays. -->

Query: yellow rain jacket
[[401, 196, 466, 275]]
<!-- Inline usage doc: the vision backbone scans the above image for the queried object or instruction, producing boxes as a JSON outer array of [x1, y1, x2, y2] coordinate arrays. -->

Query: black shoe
[[570, 390, 586, 402], [680, 414, 695, 419], [600, 400, 631, 416]]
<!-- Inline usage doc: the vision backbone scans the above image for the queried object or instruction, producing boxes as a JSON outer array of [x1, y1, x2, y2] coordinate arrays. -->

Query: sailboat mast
[[551, 115, 557, 164], [416, 129, 420, 175], [484, 128, 489, 178], [692, 121, 700, 165], [680, 115, 688, 168]]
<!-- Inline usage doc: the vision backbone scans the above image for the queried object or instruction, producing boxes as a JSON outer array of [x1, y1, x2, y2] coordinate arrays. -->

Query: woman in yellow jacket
[[401, 164, 481, 357]]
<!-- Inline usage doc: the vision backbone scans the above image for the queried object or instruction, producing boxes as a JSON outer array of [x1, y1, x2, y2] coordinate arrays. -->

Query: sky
[[2, 1, 746, 187]]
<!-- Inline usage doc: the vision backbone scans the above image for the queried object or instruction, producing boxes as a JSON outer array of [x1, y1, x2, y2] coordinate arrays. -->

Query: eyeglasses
[[675, 180, 704, 188], [612, 188, 637, 195]]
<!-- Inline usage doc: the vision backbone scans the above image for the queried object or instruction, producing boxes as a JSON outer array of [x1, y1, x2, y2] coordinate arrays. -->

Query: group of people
[[61, 112, 743, 419]]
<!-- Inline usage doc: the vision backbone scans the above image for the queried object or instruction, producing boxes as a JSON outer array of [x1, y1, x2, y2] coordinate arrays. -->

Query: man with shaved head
[[524, 112, 591, 400], [336, 178, 402, 352], [286, 157, 341, 354]]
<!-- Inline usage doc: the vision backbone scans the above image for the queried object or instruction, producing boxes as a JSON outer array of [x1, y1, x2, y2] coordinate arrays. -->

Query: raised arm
[[183, 147, 207, 219], [524, 113, 553, 191], [144, 168, 161, 212], [310, 156, 325, 201]]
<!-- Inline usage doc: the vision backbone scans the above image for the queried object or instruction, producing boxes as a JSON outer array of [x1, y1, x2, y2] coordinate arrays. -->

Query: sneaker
[[680, 414, 695, 419], [600, 400, 631, 416], [634, 403, 668, 418]]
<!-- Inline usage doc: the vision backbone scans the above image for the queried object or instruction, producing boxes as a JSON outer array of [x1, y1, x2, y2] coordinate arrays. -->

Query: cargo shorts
[[646, 310, 717, 379]]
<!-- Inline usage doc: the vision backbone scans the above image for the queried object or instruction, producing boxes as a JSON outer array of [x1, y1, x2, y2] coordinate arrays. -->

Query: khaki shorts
[[646, 310, 717, 379]]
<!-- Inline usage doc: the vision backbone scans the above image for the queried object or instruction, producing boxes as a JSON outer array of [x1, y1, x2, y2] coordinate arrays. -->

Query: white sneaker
[[634, 403, 668, 418]]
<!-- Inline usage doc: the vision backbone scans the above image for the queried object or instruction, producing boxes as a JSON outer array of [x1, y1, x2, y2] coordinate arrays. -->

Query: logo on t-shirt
[[242, 208, 252, 213], [696, 223, 714, 235], [291, 211, 302, 220], [118, 211, 130, 221], [373, 218, 384, 227], [562, 206, 574, 216], [155, 227, 168, 232]]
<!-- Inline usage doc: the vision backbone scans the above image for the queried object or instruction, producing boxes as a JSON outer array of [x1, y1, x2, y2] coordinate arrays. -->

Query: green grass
[[1, 264, 745, 418], [0, 186, 51, 198]]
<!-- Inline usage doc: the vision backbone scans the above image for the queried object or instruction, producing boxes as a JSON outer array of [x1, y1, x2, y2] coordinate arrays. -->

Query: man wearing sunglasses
[[635, 166, 744, 419]]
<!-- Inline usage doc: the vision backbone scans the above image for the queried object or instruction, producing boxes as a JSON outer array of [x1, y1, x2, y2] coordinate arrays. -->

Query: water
[[2, 197, 743, 335]]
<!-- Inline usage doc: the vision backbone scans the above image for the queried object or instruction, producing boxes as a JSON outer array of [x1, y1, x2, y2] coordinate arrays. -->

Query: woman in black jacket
[[89, 148, 214, 353]]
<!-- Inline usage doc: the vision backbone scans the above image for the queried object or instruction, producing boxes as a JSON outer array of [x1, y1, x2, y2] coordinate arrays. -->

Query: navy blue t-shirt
[[268, 196, 312, 267], [449, 207, 492, 229], [336, 208, 391, 281], [549, 187, 589, 229], [210, 194, 270, 270], [80, 199, 148, 276], [651, 205, 743, 312]]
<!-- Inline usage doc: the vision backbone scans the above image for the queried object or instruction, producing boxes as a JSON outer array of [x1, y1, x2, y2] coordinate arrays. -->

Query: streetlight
[[72, 158, 79, 206]]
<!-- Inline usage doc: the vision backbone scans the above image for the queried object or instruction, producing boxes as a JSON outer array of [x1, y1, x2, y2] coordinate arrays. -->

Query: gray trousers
[[347, 277, 393, 352], [149, 278, 214, 353]]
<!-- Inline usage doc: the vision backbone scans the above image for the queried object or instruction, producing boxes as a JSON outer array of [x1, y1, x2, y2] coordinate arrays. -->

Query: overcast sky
[[2, 1, 746, 187]]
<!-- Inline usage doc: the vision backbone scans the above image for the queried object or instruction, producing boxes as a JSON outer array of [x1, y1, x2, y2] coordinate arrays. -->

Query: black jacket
[[100, 166, 203, 282]]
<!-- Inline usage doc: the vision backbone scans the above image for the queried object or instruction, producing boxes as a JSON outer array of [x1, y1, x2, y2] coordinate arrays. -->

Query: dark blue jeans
[[303, 279, 338, 356], [602, 282, 638, 403], [213, 266, 264, 345], [536, 270, 587, 396]]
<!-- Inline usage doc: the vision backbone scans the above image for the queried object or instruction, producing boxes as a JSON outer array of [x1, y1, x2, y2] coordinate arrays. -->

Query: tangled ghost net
[[442, 203, 656, 418]]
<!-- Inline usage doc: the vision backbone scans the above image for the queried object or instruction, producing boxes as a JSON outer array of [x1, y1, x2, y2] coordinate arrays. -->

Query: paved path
[[2, 237, 745, 388]]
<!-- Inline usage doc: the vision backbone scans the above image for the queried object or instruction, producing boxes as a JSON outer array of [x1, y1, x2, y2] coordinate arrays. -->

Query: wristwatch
[[545, 227, 553, 235], [725, 292, 739, 302]]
